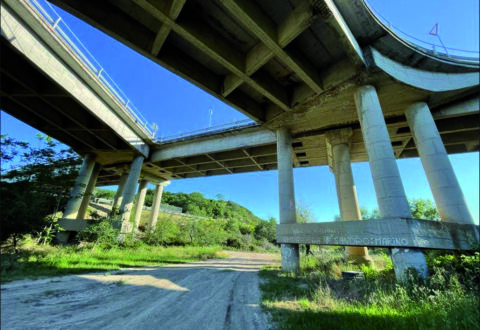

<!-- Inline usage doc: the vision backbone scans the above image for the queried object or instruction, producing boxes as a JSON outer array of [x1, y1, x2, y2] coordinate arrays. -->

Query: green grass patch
[[1, 244, 225, 283], [259, 250, 479, 329]]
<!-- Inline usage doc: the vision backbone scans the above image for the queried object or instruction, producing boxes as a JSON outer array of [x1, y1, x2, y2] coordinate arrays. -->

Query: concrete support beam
[[57, 153, 96, 244], [354, 85, 427, 281], [151, 129, 276, 162], [219, 0, 323, 94], [133, 179, 149, 231], [325, 128, 372, 265], [406, 102, 474, 224], [77, 163, 101, 219], [276, 127, 299, 272], [316, 0, 365, 66], [148, 182, 169, 232], [118, 156, 144, 237], [134, 0, 291, 111], [222, 0, 318, 96], [112, 172, 129, 213], [151, 0, 186, 56]]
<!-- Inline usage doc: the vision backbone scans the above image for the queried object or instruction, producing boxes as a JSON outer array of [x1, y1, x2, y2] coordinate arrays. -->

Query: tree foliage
[[0, 135, 81, 248]]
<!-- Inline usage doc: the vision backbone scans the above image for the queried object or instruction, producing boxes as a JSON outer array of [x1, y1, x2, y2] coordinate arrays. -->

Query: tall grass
[[1, 243, 225, 283], [260, 248, 479, 329]]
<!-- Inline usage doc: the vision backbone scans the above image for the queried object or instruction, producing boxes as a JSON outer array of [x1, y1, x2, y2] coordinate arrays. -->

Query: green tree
[[0, 135, 81, 249], [409, 199, 439, 220], [359, 199, 439, 220]]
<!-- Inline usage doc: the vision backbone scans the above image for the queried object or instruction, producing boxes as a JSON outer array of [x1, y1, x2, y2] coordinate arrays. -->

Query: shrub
[[77, 219, 119, 248]]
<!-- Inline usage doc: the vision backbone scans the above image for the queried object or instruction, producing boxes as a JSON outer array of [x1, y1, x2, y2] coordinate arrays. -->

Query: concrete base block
[[281, 243, 300, 273], [55, 231, 71, 245], [391, 247, 428, 282]]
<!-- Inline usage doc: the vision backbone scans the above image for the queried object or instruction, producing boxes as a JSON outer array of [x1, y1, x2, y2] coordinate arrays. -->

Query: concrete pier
[[148, 182, 167, 232], [57, 153, 97, 244], [77, 163, 101, 219], [63, 153, 97, 219], [118, 156, 144, 236], [326, 128, 372, 265], [112, 172, 129, 214], [277, 127, 300, 272], [354, 85, 427, 281], [406, 102, 474, 224], [133, 179, 148, 231]]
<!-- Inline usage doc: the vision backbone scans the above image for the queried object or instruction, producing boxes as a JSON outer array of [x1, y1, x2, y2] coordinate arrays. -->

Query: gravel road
[[1, 251, 279, 330]]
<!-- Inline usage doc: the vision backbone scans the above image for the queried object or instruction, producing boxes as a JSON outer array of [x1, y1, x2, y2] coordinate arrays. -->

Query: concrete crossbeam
[[277, 219, 479, 250], [151, 129, 276, 162]]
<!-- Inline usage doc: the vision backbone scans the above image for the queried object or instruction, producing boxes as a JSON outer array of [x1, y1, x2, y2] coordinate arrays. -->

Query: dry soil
[[1, 251, 279, 330]]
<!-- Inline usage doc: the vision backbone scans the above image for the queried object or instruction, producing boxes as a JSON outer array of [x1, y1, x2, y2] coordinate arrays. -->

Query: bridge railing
[[363, 0, 479, 65], [156, 119, 258, 143], [26, 0, 156, 137]]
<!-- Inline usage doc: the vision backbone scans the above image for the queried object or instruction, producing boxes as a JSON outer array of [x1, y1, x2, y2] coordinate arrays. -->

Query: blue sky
[[1, 0, 478, 223]]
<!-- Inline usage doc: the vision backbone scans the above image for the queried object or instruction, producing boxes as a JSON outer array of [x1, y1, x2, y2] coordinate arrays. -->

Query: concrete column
[[148, 182, 168, 232], [326, 128, 372, 265], [57, 153, 97, 244], [63, 153, 97, 218], [406, 102, 474, 224], [118, 155, 144, 236], [111, 172, 129, 213], [77, 163, 101, 219], [276, 127, 300, 273], [354, 85, 427, 281], [133, 179, 148, 231]]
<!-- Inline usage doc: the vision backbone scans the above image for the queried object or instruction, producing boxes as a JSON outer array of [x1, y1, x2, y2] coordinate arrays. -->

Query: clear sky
[[1, 0, 479, 224]]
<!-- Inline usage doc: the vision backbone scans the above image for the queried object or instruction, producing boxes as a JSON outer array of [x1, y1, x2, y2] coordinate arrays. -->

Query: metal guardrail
[[363, 0, 479, 64], [156, 119, 257, 143], [26, 0, 155, 136]]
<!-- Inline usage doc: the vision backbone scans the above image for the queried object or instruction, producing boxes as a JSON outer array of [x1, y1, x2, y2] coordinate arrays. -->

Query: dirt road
[[1, 251, 279, 330]]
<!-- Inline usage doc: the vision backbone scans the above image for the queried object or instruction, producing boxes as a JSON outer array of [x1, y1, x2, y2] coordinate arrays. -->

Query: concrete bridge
[[1, 0, 479, 280]]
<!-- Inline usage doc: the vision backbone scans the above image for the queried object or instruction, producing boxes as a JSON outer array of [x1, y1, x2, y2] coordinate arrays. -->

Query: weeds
[[0, 244, 225, 283], [260, 249, 479, 329]]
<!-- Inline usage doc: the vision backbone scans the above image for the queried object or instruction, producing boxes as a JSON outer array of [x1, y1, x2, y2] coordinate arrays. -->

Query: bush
[[77, 219, 119, 248]]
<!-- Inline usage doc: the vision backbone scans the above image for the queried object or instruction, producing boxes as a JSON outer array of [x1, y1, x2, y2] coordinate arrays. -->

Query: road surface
[[1, 251, 279, 329]]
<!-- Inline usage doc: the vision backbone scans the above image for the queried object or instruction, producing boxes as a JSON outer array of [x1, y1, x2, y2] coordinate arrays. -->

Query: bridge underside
[[44, 0, 479, 185]]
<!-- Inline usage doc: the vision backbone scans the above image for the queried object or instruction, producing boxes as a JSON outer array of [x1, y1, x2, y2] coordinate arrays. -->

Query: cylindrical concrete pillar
[[406, 102, 474, 224], [328, 132, 372, 265], [118, 155, 144, 235], [148, 183, 165, 232], [63, 153, 97, 219], [111, 172, 129, 213], [133, 179, 148, 231], [276, 127, 300, 273], [57, 153, 97, 244], [354, 85, 427, 281], [77, 163, 101, 219]]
